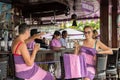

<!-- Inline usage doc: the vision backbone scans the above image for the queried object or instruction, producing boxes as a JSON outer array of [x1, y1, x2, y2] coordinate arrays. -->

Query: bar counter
[[0, 48, 119, 79], [37, 48, 74, 54], [0, 51, 11, 55], [35, 48, 74, 62], [0, 48, 75, 79], [0, 48, 74, 54]]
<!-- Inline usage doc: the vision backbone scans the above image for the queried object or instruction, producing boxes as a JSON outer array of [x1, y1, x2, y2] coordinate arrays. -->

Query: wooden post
[[100, 0, 109, 46], [111, 0, 118, 48]]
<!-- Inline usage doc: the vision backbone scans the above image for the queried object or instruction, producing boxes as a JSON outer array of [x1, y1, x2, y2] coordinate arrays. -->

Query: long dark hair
[[52, 31, 61, 39], [93, 30, 98, 39]]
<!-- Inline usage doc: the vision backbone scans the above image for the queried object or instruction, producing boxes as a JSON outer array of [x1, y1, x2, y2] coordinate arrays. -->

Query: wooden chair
[[94, 54, 108, 80], [9, 53, 24, 80], [117, 48, 120, 78], [106, 49, 118, 80], [0, 60, 8, 80]]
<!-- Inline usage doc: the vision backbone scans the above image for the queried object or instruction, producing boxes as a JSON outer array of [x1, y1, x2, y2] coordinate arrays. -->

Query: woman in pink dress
[[12, 23, 54, 80], [50, 31, 64, 79], [50, 31, 62, 50], [74, 26, 112, 80]]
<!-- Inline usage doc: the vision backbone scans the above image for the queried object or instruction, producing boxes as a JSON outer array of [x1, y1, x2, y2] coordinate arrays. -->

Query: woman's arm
[[25, 33, 44, 44], [74, 41, 80, 55], [25, 35, 36, 44], [20, 43, 39, 66], [97, 40, 113, 54], [74, 46, 80, 55]]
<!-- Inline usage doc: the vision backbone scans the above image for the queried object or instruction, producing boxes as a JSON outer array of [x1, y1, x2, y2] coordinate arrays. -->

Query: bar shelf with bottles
[[0, 29, 13, 52]]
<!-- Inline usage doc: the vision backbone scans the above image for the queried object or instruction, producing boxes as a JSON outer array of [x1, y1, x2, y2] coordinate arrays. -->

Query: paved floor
[[7, 77, 13, 80], [7, 78, 13, 80]]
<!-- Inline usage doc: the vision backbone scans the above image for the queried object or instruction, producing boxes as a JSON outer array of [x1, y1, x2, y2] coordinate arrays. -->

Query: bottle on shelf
[[8, 33, 12, 51], [0, 34, 5, 51], [4, 30, 8, 51]]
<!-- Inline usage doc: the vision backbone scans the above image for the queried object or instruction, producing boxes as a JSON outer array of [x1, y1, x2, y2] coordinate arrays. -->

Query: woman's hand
[[74, 40, 80, 48], [74, 40, 80, 55], [25, 32, 45, 44], [33, 43, 40, 53]]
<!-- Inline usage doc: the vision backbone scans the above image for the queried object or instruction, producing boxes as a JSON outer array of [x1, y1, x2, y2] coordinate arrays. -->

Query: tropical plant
[[62, 19, 100, 31]]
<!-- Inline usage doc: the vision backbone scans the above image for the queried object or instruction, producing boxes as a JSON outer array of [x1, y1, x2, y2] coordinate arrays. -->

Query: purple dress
[[14, 42, 54, 80], [50, 39, 61, 48], [80, 46, 97, 80], [63, 46, 97, 80], [27, 41, 35, 50], [50, 39, 62, 78]]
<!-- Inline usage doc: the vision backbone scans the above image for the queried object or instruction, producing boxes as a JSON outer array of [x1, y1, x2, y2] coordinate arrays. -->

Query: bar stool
[[9, 53, 24, 80], [94, 54, 108, 80], [106, 49, 118, 80], [60, 56, 65, 80], [0, 60, 8, 80], [0, 69, 1, 80], [117, 48, 120, 78]]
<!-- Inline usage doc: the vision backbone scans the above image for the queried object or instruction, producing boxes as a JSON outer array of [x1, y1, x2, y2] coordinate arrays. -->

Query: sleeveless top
[[80, 40, 97, 74], [13, 42, 39, 79], [13, 42, 54, 80]]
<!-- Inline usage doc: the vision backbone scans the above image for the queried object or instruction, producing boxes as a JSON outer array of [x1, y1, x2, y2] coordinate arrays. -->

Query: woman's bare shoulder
[[12, 39, 25, 53], [96, 39, 102, 44], [12, 39, 24, 46]]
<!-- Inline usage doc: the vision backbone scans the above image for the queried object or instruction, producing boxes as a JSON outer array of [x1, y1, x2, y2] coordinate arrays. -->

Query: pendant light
[[71, 0, 77, 26]]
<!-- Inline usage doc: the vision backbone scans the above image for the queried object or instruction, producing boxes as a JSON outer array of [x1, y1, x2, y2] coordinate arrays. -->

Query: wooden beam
[[100, 0, 109, 46], [111, 0, 118, 48]]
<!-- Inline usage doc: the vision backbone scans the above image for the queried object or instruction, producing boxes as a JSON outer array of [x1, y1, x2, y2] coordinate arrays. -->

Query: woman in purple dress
[[50, 31, 64, 79], [50, 31, 63, 50], [74, 26, 112, 80], [12, 23, 54, 80]]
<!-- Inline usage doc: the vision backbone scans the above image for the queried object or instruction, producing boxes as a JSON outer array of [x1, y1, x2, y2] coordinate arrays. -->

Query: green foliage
[[64, 19, 100, 31]]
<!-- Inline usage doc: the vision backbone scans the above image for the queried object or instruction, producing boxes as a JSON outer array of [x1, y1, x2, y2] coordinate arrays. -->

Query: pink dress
[[63, 46, 96, 80], [63, 40, 97, 80], [80, 46, 97, 80], [50, 39, 61, 48], [27, 41, 35, 50], [50, 39, 62, 78], [14, 42, 54, 80]]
